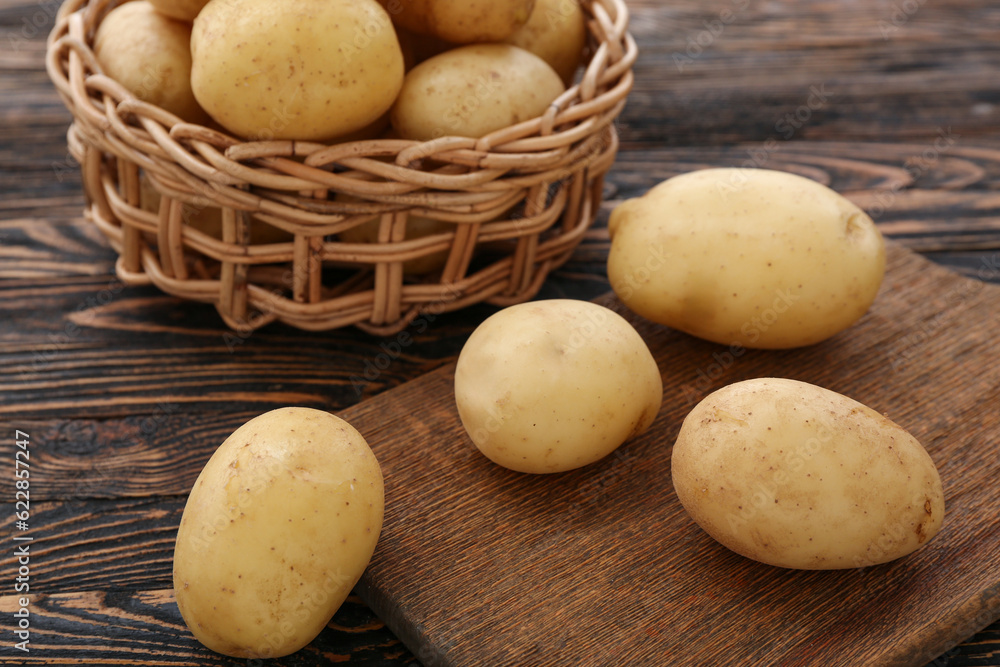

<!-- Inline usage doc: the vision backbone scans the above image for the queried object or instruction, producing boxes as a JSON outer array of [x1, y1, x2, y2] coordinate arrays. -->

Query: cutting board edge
[[880, 580, 1000, 667], [354, 577, 459, 667]]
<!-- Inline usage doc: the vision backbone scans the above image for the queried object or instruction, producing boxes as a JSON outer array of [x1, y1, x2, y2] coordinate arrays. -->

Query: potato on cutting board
[[454, 299, 663, 473], [607, 168, 886, 349], [671, 378, 945, 570]]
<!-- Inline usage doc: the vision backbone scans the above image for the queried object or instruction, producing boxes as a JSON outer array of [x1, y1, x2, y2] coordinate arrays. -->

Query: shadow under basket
[[45, 0, 637, 335]]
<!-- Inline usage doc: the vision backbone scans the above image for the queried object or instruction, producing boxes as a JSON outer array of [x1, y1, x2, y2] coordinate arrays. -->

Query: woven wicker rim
[[46, 0, 638, 334]]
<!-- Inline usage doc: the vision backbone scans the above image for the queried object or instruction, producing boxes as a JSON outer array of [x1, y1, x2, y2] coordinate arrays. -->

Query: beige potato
[[607, 168, 886, 349], [190, 0, 404, 141], [503, 0, 588, 85], [173, 408, 384, 658], [385, 0, 535, 44], [390, 44, 565, 141], [455, 299, 663, 473], [147, 0, 210, 22], [671, 378, 945, 569], [94, 1, 209, 123]]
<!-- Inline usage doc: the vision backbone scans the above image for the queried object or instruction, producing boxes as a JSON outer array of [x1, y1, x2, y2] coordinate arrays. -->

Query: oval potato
[[173, 408, 384, 658], [390, 44, 565, 141], [671, 378, 945, 569], [455, 299, 663, 473], [503, 0, 588, 85], [190, 0, 404, 141], [607, 168, 886, 349], [94, 1, 209, 124]]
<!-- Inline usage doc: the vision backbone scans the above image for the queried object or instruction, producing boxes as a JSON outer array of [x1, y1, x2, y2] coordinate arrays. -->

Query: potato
[[173, 408, 384, 658], [385, 0, 535, 44], [390, 44, 565, 141], [454, 299, 662, 473], [607, 168, 886, 349], [190, 0, 404, 141], [94, 1, 209, 123], [146, 0, 210, 22], [671, 378, 945, 569], [503, 0, 588, 85]]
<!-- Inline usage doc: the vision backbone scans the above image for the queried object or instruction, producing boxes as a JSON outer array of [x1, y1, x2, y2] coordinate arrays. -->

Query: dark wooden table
[[2, 0, 1000, 664]]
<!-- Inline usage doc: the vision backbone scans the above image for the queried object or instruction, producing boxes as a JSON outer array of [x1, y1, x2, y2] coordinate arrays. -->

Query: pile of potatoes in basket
[[94, 0, 588, 143]]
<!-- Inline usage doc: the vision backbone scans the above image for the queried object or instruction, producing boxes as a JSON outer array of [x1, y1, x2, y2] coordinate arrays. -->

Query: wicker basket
[[45, 0, 637, 335]]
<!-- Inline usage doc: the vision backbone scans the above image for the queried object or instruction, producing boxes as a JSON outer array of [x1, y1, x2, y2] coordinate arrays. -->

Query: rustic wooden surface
[[1, 0, 999, 664]]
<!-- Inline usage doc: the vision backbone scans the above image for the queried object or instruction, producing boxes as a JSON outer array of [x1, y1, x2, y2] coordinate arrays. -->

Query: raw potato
[[386, 0, 536, 44], [390, 44, 565, 141], [94, 1, 209, 123], [607, 168, 886, 349], [190, 0, 404, 141], [671, 378, 945, 570], [454, 299, 663, 473], [503, 0, 588, 85], [173, 408, 384, 658]]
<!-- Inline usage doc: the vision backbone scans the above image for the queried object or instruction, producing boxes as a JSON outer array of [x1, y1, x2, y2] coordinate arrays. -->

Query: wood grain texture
[[0, 591, 411, 665], [349, 244, 1000, 667], [622, 0, 1000, 146]]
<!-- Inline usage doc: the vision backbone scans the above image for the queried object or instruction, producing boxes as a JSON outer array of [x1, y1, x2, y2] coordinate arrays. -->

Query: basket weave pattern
[[46, 0, 637, 335]]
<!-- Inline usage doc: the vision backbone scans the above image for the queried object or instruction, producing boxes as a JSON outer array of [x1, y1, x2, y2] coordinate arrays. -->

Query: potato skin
[[94, 1, 209, 123], [503, 0, 588, 85], [455, 300, 663, 473], [390, 44, 565, 141], [607, 168, 886, 349], [671, 378, 944, 570], [173, 408, 384, 658], [190, 0, 404, 141]]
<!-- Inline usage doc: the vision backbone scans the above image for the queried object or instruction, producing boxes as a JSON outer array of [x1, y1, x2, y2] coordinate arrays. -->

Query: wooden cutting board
[[344, 243, 1000, 667]]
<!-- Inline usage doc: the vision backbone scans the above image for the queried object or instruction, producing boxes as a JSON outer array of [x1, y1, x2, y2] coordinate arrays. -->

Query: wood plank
[[0, 218, 116, 278], [345, 243, 1000, 666], [0, 498, 182, 591], [621, 0, 1000, 145], [0, 272, 475, 417], [0, 591, 409, 665], [1, 415, 255, 500]]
